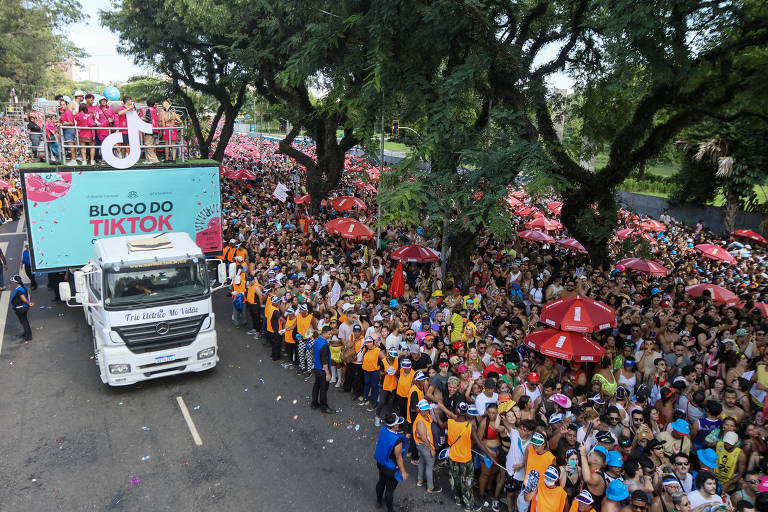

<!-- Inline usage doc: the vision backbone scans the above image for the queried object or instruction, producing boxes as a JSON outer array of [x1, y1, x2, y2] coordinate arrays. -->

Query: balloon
[[245, 114, 251, 118], [103, 86, 121, 101], [37, 97, 47, 103]]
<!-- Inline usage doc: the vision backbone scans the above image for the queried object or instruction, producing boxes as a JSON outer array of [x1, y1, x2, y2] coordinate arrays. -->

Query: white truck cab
[[60, 232, 230, 386]]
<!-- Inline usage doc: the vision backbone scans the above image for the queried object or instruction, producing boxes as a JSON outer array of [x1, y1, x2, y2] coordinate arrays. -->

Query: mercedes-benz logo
[[155, 322, 170, 335]]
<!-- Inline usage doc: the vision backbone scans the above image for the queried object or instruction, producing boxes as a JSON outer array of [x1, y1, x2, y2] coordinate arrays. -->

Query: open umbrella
[[685, 284, 739, 306], [0, 179, 11, 190], [517, 230, 555, 243], [330, 196, 367, 212], [226, 168, 258, 180], [616, 258, 670, 276], [556, 238, 587, 254], [511, 190, 527, 199], [389, 260, 405, 298], [295, 194, 311, 205], [525, 217, 562, 231], [752, 303, 768, 317], [639, 219, 666, 232], [732, 229, 767, 244], [514, 206, 535, 217], [694, 244, 737, 265], [324, 218, 374, 241], [546, 201, 563, 215], [540, 296, 616, 333], [505, 194, 523, 208], [615, 228, 635, 239], [524, 329, 606, 362], [390, 244, 440, 263]]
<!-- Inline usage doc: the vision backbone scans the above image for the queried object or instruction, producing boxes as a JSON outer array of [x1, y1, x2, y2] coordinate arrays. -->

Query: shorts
[[504, 475, 522, 494], [122, 133, 129, 145], [62, 128, 75, 142]]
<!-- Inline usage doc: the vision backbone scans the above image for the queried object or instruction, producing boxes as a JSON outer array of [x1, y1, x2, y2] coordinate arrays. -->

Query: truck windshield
[[104, 258, 208, 306]]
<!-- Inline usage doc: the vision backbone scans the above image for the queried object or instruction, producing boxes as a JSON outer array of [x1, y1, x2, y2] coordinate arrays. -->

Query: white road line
[[176, 396, 203, 446], [16, 214, 25, 234], [0, 241, 10, 354]]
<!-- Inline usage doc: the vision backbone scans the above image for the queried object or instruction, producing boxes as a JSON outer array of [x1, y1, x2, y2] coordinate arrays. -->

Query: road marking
[[16, 214, 25, 234], [176, 396, 203, 446], [0, 233, 27, 238], [0, 241, 10, 354]]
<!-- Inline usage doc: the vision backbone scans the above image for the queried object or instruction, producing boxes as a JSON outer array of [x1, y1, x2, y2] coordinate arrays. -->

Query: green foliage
[[0, 0, 86, 102]]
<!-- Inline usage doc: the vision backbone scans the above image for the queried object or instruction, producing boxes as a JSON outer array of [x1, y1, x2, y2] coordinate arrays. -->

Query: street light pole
[[376, 105, 383, 250]]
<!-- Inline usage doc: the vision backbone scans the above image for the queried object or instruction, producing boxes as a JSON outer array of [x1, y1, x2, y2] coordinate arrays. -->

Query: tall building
[[53, 59, 75, 80]]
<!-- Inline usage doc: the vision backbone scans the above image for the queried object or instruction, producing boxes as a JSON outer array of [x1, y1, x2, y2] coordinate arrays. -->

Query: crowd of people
[[0, 122, 26, 224], [217, 133, 768, 512], [26, 90, 183, 165]]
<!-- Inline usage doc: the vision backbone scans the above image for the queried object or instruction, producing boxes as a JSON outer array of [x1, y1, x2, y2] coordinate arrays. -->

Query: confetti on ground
[[193, 406, 200, 411], [292, 399, 297, 404], [129, 476, 141, 485], [141, 427, 150, 431], [118, 402, 124, 406], [276, 395, 282, 401], [327, 439, 334, 443], [293, 415, 299, 420], [244, 388, 248, 392], [259, 378, 264, 384], [141, 456, 150, 462], [355, 424, 360, 431]]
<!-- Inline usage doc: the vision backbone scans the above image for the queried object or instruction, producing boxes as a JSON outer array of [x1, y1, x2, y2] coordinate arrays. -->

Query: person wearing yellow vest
[[266, 295, 282, 361], [233, 243, 248, 264], [394, 359, 415, 419], [375, 348, 400, 426], [245, 273, 262, 335], [446, 402, 495, 510], [569, 490, 596, 512], [526, 465, 567, 512], [283, 307, 297, 366], [295, 304, 317, 374], [230, 257, 247, 327], [406, 372, 428, 464], [222, 238, 236, 262], [414, 399, 443, 494], [361, 337, 383, 409], [714, 431, 746, 492]]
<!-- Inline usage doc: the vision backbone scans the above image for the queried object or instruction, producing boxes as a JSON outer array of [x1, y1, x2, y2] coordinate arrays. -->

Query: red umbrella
[[505, 194, 523, 208], [685, 284, 739, 306], [524, 329, 606, 362], [295, 194, 311, 205], [732, 229, 767, 244], [639, 219, 666, 232], [695, 244, 737, 265], [227, 168, 258, 179], [525, 216, 562, 231], [616, 258, 670, 276], [546, 201, 563, 215], [330, 196, 367, 212], [531, 209, 545, 218], [390, 244, 440, 263], [514, 206, 535, 217], [753, 303, 768, 317], [540, 296, 616, 333], [556, 238, 587, 254], [389, 260, 405, 298], [324, 218, 374, 241], [615, 228, 635, 239], [511, 190, 527, 199], [517, 230, 555, 243], [0, 179, 11, 190]]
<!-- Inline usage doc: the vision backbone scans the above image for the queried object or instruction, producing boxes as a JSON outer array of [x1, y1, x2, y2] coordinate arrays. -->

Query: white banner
[[272, 182, 289, 203]]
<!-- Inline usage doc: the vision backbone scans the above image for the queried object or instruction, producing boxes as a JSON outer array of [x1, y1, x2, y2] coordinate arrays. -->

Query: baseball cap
[[527, 372, 539, 383], [492, 350, 503, 358], [353, 324, 362, 331], [596, 430, 614, 444], [575, 490, 594, 505], [438, 360, 450, 367], [385, 413, 404, 427], [548, 413, 564, 424], [637, 430, 653, 441], [506, 362, 518, 370], [413, 371, 427, 381], [530, 432, 546, 446], [417, 399, 431, 411], [735, 328, 748, 337], [723, 431, 739, 445], [388, 348, 398, 357], [457, 364, 468, 373]]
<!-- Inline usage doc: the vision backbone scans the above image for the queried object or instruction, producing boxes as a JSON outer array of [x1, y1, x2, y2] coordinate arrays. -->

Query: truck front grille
[[115, 315, 207, 354]]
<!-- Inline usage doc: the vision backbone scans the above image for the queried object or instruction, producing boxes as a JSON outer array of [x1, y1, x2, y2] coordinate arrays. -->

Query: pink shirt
[[74, 112, 95, 139], [45, 121, 57, 139], [96, 105, 116, 134], [116, 105, 135, 134], [60, 109, 75, 126]]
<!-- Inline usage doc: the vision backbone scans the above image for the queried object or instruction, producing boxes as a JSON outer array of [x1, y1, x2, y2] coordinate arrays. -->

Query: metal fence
[[48, 124, 186, 165]]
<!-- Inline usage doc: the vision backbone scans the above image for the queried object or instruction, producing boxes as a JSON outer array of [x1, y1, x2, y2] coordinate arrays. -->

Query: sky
[[66, 0, 575, 91]]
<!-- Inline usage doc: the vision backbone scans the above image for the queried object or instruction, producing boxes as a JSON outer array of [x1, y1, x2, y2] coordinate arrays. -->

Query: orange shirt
[[413, 413, 434, 450], [531, 483, 567, 512], [568, 502, 596, 512], [296, 313, 313, 337], [382, 357, 399, 391], [447, 419, 472, 463], [396, 369, 415, 397], [362, 347, 381, 372], [284, 315, 297, 343], [525, 445, 555, 479], [406, 384, 424, 424]]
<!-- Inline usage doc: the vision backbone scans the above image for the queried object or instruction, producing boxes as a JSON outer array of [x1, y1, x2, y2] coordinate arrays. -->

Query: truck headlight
[[200, 316, 212, 331], [109, 364, 131, 374], [197, 347, 216, 360]]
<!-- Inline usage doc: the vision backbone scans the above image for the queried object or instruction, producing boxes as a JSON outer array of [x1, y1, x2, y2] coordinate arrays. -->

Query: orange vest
[[413, 413, 434, 450], [447, 419, 472, 463], [406, 384, 424, 424], [265, 298, 276, 333], [246, 281, 258, 304], [296, 313, 313, 337], [234, 247, 248, 262], [232, 271, 246, 296], [532, 482, 567, 512], [284, 315, 297, 343], [362, 347, 381, 372], [396, 369, 415, 397], [382, 357, 399, 391], [525, 445, 555, 478], [223, 245, 235, 262]]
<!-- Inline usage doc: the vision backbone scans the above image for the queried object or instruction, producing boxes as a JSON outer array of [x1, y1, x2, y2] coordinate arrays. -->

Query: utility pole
[[376, 102, 384, 250]]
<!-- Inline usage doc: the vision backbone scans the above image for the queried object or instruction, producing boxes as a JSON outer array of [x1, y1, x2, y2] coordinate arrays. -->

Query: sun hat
[[447, 376, 460, 385], [530, 432, 546, 446], [498, 400, 516, 414], [549, 393, 572, 409], [592, 445, 608, 458], [457, 364, 468, 373], [549, 413, 565, 424], [606, 480, 629, 501], [417, 399, 431, 411], [401, 359, 412, 369], [389, 299, 399, 308], [670, 418, 690, 436], [606, 451, 624, 468]]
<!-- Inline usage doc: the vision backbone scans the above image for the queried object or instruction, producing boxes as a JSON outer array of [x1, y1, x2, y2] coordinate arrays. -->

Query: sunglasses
[[675, 461, 689, 466], [746, 479, 760, 484]]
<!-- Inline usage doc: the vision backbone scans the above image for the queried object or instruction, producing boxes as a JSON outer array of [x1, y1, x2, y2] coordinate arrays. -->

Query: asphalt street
[[0, 216, 453, 512]]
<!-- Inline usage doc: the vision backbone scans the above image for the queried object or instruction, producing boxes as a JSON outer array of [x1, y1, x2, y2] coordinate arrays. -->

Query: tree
[[101, 0, 253, 160], [0, 0, 85, 102]]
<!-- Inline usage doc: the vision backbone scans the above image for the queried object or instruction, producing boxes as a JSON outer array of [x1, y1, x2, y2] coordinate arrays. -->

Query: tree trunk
[[637, 161, 646, 181], [212, 107, 236, 162], [722, 190, 739, 234], [446, 228, 477, 291], [561, 183, 617, 268]]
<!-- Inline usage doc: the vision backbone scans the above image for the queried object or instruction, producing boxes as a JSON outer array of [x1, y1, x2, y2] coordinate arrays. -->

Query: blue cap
[[467, 405, 479, 416], [417, 399, 431, 411], [389, 299, 399, 308], [606, 480, 629, 501], [606, 451, 624, 468], [413, 371, 427, 381], [544, 465, 559, 481], [592, 445, 608, 458], [650, 287, 661, 296], [671, 418, 690, 435], [697, 448, 717, 469]]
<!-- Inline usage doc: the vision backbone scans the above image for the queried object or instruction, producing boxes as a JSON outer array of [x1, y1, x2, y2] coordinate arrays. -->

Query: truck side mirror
[[59, 282, 72, 302], [217, 262, 227, 284], [74, 270, 86, 294]]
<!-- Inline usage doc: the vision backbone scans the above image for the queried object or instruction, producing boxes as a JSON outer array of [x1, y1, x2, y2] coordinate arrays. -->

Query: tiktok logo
[[101, 111, 153, 169]]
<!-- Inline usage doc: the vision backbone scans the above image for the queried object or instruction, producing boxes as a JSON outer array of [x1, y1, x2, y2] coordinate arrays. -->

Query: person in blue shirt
[[373, 412, 408, 512], [21, 241, 37, 290], [311, 325, 335, 414], [10, 275, 34, 341]]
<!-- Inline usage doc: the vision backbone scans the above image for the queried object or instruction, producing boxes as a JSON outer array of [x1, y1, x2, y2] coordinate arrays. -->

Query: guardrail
[[49, 125, 186, 166]]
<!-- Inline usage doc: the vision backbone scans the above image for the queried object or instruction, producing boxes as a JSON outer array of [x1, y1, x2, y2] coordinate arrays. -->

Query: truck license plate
[[155, 354, 175, 363]]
